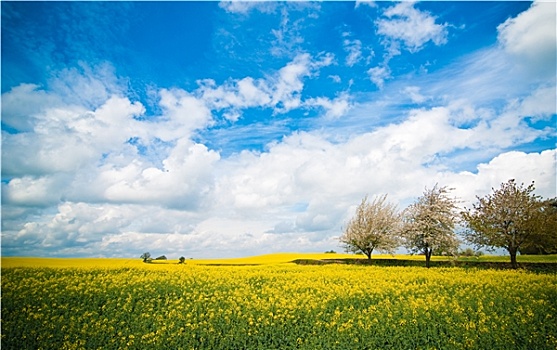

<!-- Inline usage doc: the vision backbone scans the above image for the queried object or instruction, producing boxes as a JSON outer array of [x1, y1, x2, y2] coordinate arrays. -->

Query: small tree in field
[[461, 179, 556, 268], [140, 252, 151, 263], [179, 256, 186, 264], [340, 195, 401, 260], [402, 185, 460, 268]]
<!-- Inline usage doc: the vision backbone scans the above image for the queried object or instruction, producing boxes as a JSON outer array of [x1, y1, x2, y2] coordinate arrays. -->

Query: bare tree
[[340, 195, 401, 260], [402, 185, 460, 268], [461, 179, 555, 268]]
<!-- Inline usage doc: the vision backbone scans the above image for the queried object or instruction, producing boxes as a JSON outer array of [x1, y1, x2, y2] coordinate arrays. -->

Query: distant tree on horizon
[[140, 252, 151, 263], [179, 256, 186, 264]]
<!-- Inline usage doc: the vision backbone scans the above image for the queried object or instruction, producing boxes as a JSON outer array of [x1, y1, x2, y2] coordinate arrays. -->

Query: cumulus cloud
[[1, 66, 221, 212], [3, 98, 554, 257], [1, 84, 62, 132], [2, 94, 145, 178], [2, 175, 69, 208], [1, 202, 203, 257], [497, 1, 556, 78], [447, 149, 556, 207], [2, 66, 553, 258], [376, 1, 448, 53], [207, 107, 555, 254], [101, 140, 220, 209], [155, 88, 214, 140]]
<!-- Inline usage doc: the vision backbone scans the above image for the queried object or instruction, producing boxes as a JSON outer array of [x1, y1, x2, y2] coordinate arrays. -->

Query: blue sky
[[1, 1, 555, 258]]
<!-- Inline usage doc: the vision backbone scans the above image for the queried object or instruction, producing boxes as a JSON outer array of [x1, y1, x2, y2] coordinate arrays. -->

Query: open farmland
[[2, 255, 557, 349]]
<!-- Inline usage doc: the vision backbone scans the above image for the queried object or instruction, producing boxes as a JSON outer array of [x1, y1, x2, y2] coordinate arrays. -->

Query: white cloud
[[497, 1, 556, 78], [2, 94, 145, 177], [447, 149, 556, 207], [156, 88, 214, 140], [48, 62, 127, 108], [237, 77, 272, 106], [271, 9, 304, 57], [203, 110, 555, 255], [355, 0, 376, 9], [3, 60, 552, 257], [374, 101, 551, 160], [518, 86, 557, 120], [2, 175, 69, 207], [98, 139, 219, 209], [218, 1, 277, 15], [3, 102, 554, 258], [304, 93, 351, 119], [197, 77, 271, 116], [270, 53, 311, 110], [329, 75, 341, 83], [272, 53, 334, 107], [343, 38, 363, 67], [376, 1, 448, 53], [367, 66, 391, 88], [403, 86, 427, 104], [2, 202, 204, 257], [1, 84, 62, 132], [196, 53, 336, 116], [266, 2, 320, 57]]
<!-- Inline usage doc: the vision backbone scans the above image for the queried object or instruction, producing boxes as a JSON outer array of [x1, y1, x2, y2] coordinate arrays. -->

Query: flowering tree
[[461, 179, 556, 268], [340, 195, 401, 260], [402, 185, 460, 268]]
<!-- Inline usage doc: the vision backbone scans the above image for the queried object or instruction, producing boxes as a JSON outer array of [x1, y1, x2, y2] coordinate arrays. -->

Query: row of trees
[[340, 179, 557, 268]]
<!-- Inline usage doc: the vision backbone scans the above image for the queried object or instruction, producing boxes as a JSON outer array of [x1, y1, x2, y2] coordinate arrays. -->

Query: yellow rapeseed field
[[2, 254, 556, 349]]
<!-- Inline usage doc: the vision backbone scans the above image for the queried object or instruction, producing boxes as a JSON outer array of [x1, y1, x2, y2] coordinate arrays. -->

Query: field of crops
[[2, 255, 557, 349]]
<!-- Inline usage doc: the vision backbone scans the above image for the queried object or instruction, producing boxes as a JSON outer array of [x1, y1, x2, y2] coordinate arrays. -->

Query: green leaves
[[462, 179, 555, 267]]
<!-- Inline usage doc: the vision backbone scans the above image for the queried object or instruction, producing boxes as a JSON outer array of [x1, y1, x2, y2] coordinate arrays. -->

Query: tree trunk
[[509, 246, 518, 269], [425, 248, 432, 268], [365, 248, 373, 260]]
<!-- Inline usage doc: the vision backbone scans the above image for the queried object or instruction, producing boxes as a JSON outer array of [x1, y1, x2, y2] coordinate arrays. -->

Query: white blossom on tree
[[402, 185, 460, 267], [340, 195, 401, 260]]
